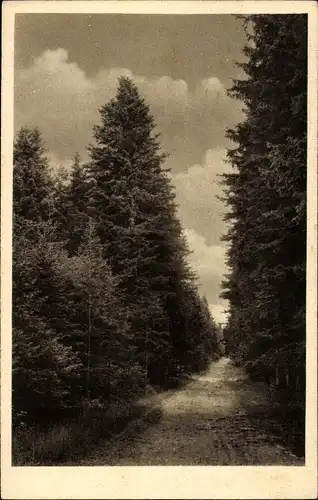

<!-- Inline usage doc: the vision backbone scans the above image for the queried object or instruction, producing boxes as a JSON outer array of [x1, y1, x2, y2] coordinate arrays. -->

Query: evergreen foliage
[[87, 77, 217, 386], [13, 127, 54, 221], [12, 78, 220, 435], [64, 154, 91, 254], [13, 217, 83, 421], [221, 15, 307, 391]]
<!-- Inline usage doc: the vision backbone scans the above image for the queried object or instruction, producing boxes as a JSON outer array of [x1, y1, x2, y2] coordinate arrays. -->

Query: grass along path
[[69, 357, 304, 465]]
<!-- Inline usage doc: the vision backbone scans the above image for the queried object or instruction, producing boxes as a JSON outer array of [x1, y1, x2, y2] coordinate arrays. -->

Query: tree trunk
[[275, 365, 280, 386]]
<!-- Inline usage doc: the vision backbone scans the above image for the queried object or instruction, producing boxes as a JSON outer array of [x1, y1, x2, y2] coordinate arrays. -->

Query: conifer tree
[[87, 77, 198, 384], [13, 128, 83, 421], [66, 220, 145, 403], [222, 14, 307, 389], [13, 127, 54, 221], [63, 153, 91, 254], [12, 220, 83, 421], [50, 164, 70, 244]]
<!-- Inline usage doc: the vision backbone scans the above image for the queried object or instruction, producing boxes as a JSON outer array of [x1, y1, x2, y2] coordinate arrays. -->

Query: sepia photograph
[[1, 1, 317, 499]]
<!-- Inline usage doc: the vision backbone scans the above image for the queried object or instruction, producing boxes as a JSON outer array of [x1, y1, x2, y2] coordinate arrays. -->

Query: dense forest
[[222, 15, 307, 400], [12, 14, 308, 465], [12, 77, 222, 461]]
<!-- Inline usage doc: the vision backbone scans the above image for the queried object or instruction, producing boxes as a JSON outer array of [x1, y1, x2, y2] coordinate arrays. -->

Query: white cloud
[[15, 49, 237, 313], [15, 48, 241, 169], [184, 227, 228, 310], [185, 228, 227, 280], [142, 75, 189, 114], [175, 150, 232, 309], [209, 304, 229, 325], [47, 152, 74, 172], [174, 148, 231, 245]]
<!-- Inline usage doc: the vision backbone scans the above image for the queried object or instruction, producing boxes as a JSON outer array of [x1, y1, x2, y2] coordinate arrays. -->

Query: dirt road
[[79, 357, 304, 465]]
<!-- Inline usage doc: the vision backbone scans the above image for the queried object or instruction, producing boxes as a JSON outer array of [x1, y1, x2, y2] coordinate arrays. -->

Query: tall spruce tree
[[13, 129, 83, 421], [12, 220, 83, 421], [65, 220, 145, 404], [63, 153, 91, 254], [221, 15, 307, 390], [12, 87, 221, 430], [13, 127, 54, 222], [87, 77, 201, 385]]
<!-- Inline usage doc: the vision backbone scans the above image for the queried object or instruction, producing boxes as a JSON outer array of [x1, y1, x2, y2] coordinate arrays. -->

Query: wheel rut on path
[[78, 358, 304, 465]]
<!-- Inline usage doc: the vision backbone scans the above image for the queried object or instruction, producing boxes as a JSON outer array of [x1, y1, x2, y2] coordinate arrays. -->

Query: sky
[[14, 14, 247, 324]]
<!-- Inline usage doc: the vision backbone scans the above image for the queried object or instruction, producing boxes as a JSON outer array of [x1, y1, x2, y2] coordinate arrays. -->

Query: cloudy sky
[[14, 14, 246, 324]]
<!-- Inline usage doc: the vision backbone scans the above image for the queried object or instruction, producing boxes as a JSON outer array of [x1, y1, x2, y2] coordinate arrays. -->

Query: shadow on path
[[77, 357, 304, 465]]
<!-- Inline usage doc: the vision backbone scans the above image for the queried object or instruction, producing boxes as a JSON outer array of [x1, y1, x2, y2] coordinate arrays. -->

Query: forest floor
[[69, 357, 304, 465]]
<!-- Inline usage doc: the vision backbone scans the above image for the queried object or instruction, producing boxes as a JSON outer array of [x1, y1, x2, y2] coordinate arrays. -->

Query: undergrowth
[[12, 398, 162, 465]]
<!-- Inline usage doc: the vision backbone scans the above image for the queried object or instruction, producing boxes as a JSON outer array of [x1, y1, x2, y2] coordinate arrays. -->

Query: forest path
[[80, 357, 303, 465]]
